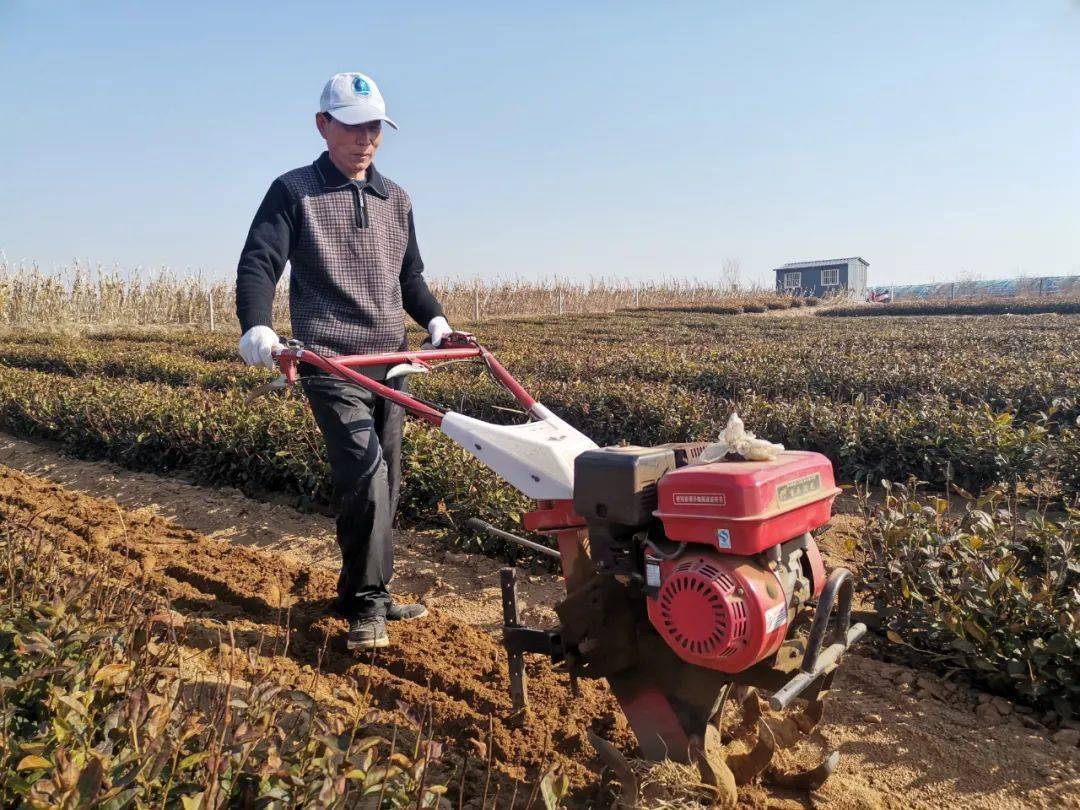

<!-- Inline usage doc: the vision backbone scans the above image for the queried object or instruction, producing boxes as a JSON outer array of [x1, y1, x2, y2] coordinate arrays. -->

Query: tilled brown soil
[[3, 442, 1080, 808], [0, 464, 634, 805]]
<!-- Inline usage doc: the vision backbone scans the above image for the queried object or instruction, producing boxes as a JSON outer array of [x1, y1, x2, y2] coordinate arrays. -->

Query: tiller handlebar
[[271, 331, 536, 426]]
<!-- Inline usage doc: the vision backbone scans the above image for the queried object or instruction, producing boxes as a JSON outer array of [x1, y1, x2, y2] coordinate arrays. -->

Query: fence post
[[474, 285, 481, 323], [558, 289, 564, 316], [208, 288, 215, 332]]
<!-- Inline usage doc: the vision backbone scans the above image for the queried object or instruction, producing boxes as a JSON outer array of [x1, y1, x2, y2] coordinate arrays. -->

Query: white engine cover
[[440, 406, 597, 500]]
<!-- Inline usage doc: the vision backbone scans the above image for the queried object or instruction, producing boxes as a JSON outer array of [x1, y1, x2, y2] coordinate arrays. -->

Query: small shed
[[774, 257, 869, 297]]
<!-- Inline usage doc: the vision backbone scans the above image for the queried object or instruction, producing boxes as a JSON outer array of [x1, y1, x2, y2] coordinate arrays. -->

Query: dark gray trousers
[[300, 368, 406, 620]]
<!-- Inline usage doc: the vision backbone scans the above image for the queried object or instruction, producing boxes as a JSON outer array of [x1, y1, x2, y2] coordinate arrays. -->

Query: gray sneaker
[[347, 615, 389, 650], [386, 602, 428, 622]]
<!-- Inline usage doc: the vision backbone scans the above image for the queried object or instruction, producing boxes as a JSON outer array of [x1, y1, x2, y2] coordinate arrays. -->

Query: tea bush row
[[4, 312, 1076, 424], [820, 298, 1080, 317], [0, 363, 1071, 557], [0, 367, 533, 558], [867, 483, 1080, 715]]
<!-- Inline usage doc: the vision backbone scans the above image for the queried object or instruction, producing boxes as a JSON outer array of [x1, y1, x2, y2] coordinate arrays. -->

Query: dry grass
[[0, 261, 263, 329], [0, 260, 786, 329], [631, 759, 721, 808], [429, 276, 783, 321]]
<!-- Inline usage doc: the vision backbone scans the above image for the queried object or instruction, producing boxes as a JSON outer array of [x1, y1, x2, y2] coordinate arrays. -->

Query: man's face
[[316, 113, 383, 178]]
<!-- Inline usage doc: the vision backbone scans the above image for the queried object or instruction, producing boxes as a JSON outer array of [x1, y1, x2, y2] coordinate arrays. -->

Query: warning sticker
[[764, 602, 788, 633], [715, 528, 732, 549], [645, 562, 661, 588]]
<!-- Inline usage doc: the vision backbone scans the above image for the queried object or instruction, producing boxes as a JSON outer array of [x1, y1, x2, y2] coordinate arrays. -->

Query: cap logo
[[352, 76, 371, 96]]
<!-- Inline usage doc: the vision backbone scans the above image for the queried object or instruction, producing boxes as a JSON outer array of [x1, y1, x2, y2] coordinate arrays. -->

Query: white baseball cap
[[319, 72, 398, 129]]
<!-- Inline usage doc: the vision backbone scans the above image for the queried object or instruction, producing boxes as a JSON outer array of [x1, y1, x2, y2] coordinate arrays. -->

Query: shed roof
[[773, 257, 869, 272]]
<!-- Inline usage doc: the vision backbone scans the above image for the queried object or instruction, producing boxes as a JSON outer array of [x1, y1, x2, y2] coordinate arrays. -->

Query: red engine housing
[[646, 452, 835, 672], [646, 551, 791, 672]]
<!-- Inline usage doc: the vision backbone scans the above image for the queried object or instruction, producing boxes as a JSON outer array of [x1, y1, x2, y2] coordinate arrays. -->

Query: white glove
[[427, 316, 453, 348], [238, 326, 283, 369]]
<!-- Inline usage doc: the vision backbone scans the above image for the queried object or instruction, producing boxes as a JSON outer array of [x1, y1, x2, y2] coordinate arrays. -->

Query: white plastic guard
[[440, 407, 598, 500]]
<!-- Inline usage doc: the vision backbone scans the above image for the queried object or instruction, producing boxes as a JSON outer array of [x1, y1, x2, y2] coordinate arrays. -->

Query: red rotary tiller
[[268, 333, 866, 788]]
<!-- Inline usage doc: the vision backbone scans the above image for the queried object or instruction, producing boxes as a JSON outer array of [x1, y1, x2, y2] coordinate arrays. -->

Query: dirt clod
[[1052, 730, 1080, 748], [991, 697, 1013, 716]]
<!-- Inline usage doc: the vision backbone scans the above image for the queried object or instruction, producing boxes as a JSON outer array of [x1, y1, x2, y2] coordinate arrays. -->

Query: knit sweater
[[235, 151, 444, 356]]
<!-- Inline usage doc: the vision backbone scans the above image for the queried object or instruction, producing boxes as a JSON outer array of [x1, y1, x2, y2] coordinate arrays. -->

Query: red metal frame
[[272, 333, 537, 427], [523, 499, 589, 582]]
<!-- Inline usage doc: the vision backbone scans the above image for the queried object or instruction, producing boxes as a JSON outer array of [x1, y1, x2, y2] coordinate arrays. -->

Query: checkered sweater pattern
[[278, 164, 411, 356]]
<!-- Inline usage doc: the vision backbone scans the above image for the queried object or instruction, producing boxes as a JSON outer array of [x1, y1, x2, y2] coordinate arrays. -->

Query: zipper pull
[[355, 186, 367, 228]]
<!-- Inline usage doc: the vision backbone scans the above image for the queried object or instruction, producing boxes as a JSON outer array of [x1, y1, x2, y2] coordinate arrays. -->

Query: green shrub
[[0, 367, 543, 559], [1055, 423, 1080, 501], [9, 312, 1079, 425], [867, 483, 1080, 717]]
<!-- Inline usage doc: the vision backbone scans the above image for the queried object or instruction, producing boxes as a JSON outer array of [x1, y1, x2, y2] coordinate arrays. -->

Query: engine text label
[[673, 492, 726, 506], [776, 473, 821, 505]]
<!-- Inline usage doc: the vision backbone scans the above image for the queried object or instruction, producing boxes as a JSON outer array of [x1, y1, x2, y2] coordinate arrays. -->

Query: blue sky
[[1, 1, 1077, 288]]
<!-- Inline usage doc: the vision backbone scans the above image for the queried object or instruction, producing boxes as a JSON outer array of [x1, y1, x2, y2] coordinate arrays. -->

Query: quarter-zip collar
[[313, 151, 389, 199]]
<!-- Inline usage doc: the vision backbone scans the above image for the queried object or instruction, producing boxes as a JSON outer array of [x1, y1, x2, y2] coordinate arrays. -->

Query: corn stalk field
[[0, 261, 796, 327]]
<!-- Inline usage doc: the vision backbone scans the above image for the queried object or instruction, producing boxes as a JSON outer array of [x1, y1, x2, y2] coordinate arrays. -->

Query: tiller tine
[[499, 567, 563, 712], [587, 731, 640, 808], [767, 750, 840, 792], [792, 671, 834, 734], [728, 687, 762, 739], [689, 724, 738, 809], [726, 719, 776, 786]]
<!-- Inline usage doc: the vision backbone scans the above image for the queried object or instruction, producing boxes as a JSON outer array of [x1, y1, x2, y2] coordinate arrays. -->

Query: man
[[235, 71, 455, 650]]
